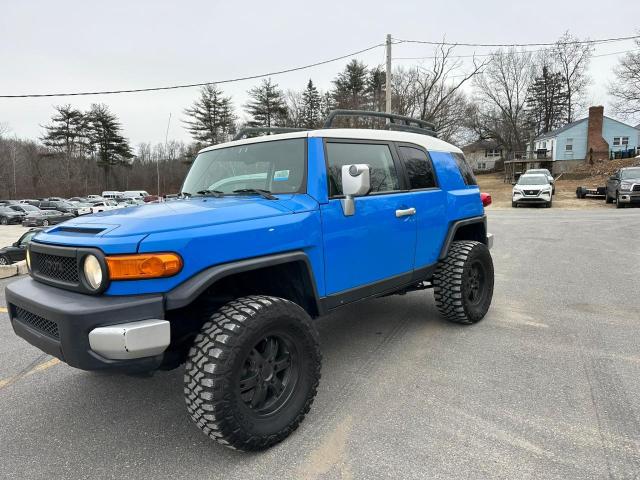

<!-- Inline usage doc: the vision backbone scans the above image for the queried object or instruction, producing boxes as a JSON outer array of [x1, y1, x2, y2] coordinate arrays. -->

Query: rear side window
[[326, 142, 400, 196], [398, 146, 437, 189], [452, 152, 477, 185]]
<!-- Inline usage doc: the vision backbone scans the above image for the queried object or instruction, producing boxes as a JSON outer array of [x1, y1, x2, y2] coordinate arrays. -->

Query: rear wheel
[[0, 217, 7, 225], [184, 295, 321, 451], [42, 219, 50, 226], [433, 241, 494, 325], [0, 255, 10, 265]]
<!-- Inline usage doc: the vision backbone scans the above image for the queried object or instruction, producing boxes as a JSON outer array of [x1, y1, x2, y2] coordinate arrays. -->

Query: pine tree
[[332, 59, 368, 110], [245, 78, 288, 127], [41, 105, 88, 195], [367, 67, 386, 112], [301, 80, 322, 128], [85, 103, 132, 189], [525, 65, 568, 135], [183, 85, 236, 145]]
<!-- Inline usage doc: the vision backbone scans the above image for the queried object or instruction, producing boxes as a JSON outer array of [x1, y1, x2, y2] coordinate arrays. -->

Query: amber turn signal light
[[106, 253, 183, 280]]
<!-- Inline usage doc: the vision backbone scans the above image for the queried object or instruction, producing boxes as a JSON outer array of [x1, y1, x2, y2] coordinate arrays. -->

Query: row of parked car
[[0, 191, 152, 227]]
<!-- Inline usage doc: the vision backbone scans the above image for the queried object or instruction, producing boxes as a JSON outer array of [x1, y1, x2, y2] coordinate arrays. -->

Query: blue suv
[[6, 111, 494, 451]]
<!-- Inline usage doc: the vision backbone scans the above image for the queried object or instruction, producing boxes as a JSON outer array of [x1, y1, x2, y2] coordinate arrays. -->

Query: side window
[[326, 142, 400, 196], [452, 152, 477, 186], [398, 146, 437, 189]]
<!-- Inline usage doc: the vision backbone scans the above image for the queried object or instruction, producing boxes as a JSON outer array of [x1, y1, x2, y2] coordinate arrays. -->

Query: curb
[[0, 260, 27, 279]]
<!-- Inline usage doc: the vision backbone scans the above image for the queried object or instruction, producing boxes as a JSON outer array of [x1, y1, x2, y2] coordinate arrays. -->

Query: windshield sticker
[[273, 170, 290, 182]]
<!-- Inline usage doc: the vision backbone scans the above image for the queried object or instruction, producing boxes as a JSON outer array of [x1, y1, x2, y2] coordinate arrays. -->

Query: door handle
[[395, 207, 416, 218]]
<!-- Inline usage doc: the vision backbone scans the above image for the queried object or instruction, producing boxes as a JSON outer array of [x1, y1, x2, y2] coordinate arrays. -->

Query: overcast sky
[[1, 0, 638, 147]]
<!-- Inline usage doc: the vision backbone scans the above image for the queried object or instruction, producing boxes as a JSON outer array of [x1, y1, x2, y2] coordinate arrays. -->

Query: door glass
[[399, 146, 437, 189], [326, 143, 399, 196]]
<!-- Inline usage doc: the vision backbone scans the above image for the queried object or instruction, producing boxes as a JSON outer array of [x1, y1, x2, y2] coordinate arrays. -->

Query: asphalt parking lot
[[1, 209, 639, 480]]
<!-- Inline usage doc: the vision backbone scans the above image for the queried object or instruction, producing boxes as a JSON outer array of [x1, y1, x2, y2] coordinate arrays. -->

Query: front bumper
[[618, 192, 640, 204], [5, 277, 166, 372]]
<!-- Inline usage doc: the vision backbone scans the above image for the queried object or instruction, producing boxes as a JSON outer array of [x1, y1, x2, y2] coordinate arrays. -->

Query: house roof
[[462, 139, 501, 151], [536, 116, 640, 141], [535, 118, 587, 140]]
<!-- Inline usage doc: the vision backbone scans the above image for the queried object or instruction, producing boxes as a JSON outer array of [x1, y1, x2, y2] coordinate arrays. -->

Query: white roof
[[199, 128, 462, 154]]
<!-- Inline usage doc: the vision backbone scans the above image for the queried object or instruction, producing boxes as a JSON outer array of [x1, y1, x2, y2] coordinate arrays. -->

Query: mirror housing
[[340, 164, 370, 216], [511, 181, 517, 186]]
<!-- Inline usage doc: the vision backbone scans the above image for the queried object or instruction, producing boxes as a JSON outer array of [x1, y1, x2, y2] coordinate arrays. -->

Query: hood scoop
[[52, 226, 107, 235]]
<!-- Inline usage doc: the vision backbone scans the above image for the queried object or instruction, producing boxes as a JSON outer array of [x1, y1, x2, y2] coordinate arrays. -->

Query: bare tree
[[552, 32, 594, 123], [392, 43, 487, 143], [472, 48, 536, 152], [284, 89, 305, 127], [609, 35, 640, 119]]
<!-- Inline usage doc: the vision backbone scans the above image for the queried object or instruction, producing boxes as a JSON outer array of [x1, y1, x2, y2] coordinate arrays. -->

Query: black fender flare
[[438, 215, 488, 261], [164, 251, 322, 313]]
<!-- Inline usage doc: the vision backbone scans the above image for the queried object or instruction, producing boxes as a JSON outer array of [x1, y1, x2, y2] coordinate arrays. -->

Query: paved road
[[1, 209, 639, 480]]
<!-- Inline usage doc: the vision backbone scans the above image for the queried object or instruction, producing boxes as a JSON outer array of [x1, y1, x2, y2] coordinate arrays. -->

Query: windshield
[[621, 168, 640, 180], [182, 138, 306, 196], [517, 175, 549, 185]]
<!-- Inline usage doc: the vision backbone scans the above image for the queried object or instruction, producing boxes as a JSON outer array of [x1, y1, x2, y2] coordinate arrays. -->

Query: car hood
[[42, 196, 297, 237]]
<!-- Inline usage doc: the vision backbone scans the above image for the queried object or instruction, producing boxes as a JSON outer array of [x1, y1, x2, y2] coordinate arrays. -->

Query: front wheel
[[42, 220, 50, 226], [616, 193, 625, 209], [0, 217, 7, 225], [184, 296, 321, 451], [0, 255, 10, 265], [432, 241, 494, 324]]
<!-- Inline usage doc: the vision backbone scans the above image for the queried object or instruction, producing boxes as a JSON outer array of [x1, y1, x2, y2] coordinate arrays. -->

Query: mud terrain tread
[[432, 240, 493, 325], [184, 295, 321, 451]]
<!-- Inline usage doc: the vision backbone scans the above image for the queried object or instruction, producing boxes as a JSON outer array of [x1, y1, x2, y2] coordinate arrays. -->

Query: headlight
[[83, 254, 103, 290], [620, 182, 632, 190]]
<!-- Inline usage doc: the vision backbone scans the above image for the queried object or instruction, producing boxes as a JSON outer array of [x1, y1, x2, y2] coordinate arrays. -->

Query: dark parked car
[[22, 210, 74, 227], [0, 206, 26, 225], [7, 204, 42, 216], [37, 200, 79, 216], [605, 166, 640, 208], [0, 228, 41, 265]]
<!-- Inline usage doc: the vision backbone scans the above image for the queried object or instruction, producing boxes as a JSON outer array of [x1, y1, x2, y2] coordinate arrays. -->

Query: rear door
[[320, 140, 417, 297], [396, 144, 448, 269]]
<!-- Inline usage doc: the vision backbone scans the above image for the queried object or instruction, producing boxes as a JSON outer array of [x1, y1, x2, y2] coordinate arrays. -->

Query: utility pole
[[385, 33, 392, 114]]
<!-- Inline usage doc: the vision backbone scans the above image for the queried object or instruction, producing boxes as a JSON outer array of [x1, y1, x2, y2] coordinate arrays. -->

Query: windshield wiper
[[232, 188, 277, 200], [196, 189, 225, 198]]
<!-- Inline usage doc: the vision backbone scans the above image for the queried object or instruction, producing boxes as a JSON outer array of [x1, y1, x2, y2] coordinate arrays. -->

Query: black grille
[[14, 306, 59, 339], [31, 252, 79, 283], [633, 184, 640, 192], [524, 189, 540, 196]]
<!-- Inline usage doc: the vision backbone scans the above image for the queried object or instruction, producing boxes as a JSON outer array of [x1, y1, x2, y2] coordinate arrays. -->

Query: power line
[[0, 43, 384, 99], [393, 34, 640, 48], [395, 48, 639, 61]]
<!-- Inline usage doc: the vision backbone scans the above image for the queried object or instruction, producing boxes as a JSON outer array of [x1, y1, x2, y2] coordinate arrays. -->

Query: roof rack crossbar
[[323, 109, 436, 134], [233, 127, 309, 141]]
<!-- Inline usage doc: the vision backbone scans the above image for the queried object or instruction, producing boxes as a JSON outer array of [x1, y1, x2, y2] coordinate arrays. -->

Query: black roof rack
[[232, 127, 309, 141], [323, 109, 437, 137]]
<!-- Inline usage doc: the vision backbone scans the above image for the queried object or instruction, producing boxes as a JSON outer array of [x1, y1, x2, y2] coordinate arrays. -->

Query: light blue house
[[529, 106, 640, 173]]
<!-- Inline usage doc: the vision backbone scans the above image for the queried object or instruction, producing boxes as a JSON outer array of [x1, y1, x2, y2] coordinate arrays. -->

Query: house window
[[542, 141, 547, 149], [565, 138, 573, 151], [485, 148, 501, 157], [613, 137, 628, 147], [478, 162, 486, 169]]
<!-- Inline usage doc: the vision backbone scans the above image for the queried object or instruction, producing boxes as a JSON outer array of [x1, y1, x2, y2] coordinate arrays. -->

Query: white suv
[[512, 174, 553, 208], [525, 168, 555, 194]]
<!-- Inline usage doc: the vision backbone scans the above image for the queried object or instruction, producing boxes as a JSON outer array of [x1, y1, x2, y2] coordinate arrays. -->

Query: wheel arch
[[439, 215, 488, 261], [165, 251, 323, 317]]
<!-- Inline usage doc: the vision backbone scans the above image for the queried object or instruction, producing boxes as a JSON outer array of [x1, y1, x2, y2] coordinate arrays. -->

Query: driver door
[[320, 140, 417, 298]]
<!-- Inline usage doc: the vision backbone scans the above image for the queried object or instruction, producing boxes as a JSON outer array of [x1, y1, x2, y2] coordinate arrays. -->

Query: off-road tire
[[184, 295, 321, 451], [432, 240, 494, 325]]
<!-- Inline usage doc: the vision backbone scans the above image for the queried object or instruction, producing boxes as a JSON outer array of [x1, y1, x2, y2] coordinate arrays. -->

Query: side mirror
[[511, 181, 517, 186], [609, 176, 616, 181], [340, 164, 370, 216], [12, 242, 18, 247]]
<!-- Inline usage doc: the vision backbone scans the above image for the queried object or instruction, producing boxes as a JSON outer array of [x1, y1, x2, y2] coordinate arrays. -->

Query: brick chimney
[[586, 106, 609, 161]]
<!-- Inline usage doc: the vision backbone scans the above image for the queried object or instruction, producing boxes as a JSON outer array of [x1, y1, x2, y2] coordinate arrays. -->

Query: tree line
[[1, 30, 639, 199]]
